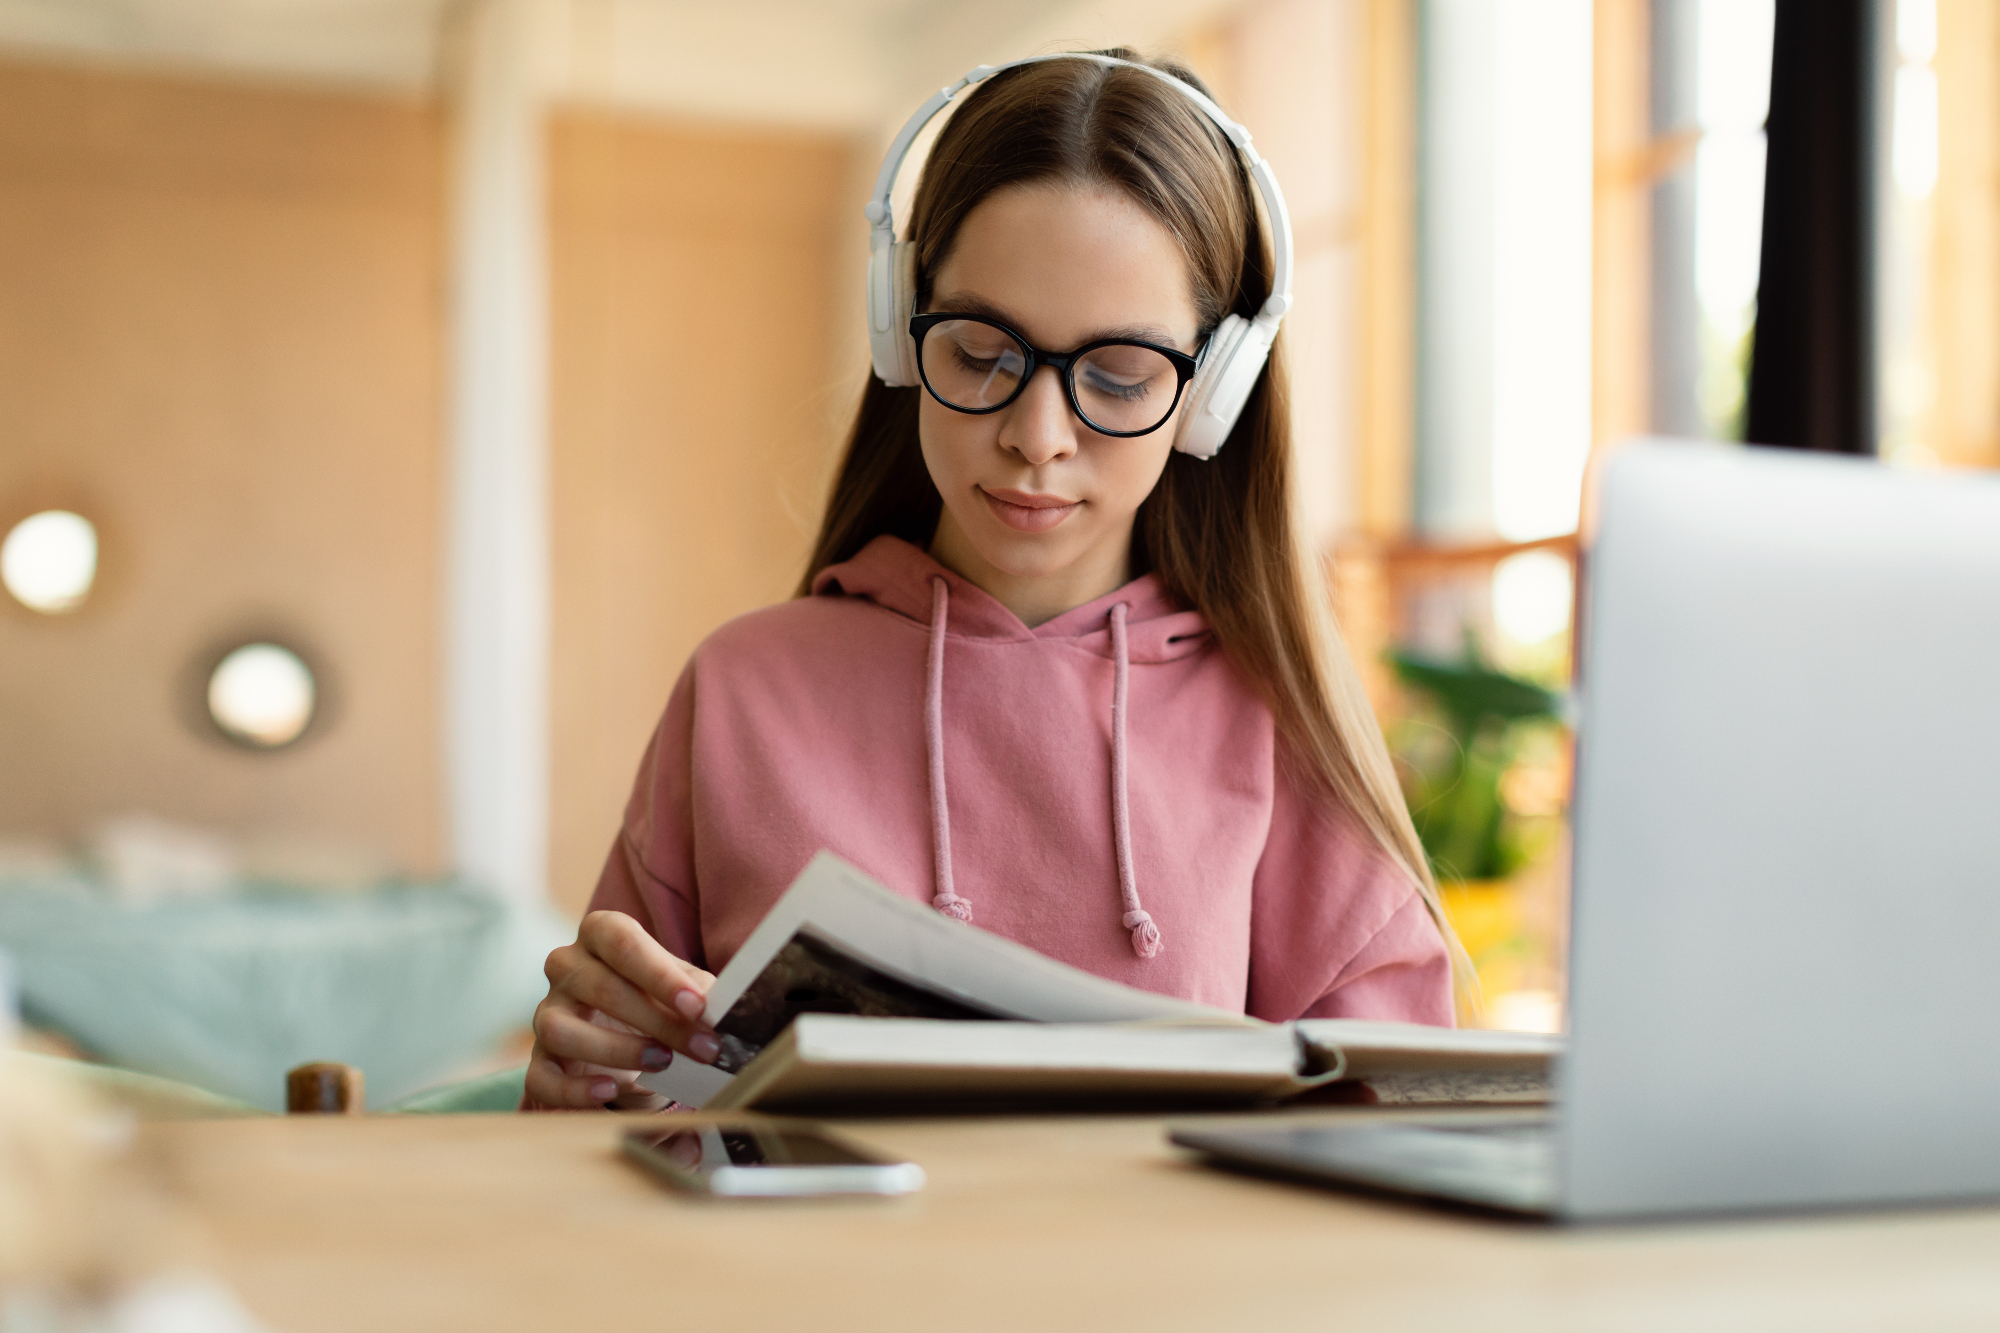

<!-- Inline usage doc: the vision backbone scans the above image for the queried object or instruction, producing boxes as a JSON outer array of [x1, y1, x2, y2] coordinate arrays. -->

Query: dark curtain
[[1743, 0, 1879, 453]]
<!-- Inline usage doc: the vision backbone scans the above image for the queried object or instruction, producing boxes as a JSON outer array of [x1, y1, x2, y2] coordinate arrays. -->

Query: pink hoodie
[[588, 535, 1451, 1024]]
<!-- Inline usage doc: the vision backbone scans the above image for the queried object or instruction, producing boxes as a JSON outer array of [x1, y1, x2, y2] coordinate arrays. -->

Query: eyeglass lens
[[919, 318, 1183, 434]]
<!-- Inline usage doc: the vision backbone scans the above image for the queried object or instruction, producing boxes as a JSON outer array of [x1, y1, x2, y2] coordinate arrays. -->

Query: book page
[[642, 852, 1245, 1106], [1294, 1019, 1561, 1080], [710, 930, 1005, 1074]]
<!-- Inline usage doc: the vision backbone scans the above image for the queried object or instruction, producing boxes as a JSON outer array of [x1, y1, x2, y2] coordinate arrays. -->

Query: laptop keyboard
[[1173, 1113, 1562, 1214]]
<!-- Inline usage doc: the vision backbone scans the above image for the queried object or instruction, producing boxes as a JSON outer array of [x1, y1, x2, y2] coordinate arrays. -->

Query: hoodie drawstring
[[926, 578, 973, 922], [922, 577, 1161, 959], [1108, 603, 1160, 958]]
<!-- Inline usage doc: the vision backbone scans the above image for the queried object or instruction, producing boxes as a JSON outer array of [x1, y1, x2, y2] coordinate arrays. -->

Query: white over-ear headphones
[[865, 53, 1295, 460]]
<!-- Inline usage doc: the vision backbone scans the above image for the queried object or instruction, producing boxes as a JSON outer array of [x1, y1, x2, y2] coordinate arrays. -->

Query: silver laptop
[[1175, 440, 2000, 1221]]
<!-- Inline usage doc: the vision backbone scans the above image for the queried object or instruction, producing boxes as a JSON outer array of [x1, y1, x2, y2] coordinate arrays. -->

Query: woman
[[526, 50, 1459, 1112]]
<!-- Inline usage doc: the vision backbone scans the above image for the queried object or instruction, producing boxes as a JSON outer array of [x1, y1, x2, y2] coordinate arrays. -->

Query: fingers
[[522, 1046, 678, 1112], [542, 942, 689, 1046], [577, 911, 716, 1013], [531, 979, 722, 1071], [532, 1001, 675, 1073], [522, 1053, 664, 1111], [523, 912, 726, 1113], [522, 1053, 623, 1111]]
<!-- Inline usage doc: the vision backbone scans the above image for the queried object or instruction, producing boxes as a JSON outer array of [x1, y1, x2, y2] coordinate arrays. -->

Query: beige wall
[[1185, 0, 1411, 547], [0, 59, 447, 872], [1195, 0, 1370, 549], [1185, 0, 1414, 714], [547, 110, 853, 913], [0, 59, 859, 907]]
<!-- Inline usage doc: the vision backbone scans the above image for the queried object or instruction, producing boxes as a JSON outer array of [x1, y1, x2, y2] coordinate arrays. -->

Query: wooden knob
[[287, 1062, 364, 1114]]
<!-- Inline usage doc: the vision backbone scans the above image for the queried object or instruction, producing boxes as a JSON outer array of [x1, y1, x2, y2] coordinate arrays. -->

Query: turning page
[[639, 852, 1244, 1107]]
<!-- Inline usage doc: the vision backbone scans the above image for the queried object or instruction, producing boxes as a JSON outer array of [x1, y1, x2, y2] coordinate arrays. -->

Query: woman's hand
[[525, 910, 720, 1111]]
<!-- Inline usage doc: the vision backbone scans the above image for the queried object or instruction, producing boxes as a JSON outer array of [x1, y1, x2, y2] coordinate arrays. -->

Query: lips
[[979, 487, 1081, 533]]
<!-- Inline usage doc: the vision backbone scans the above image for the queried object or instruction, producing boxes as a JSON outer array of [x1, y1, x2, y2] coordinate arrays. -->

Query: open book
[[639, 853, 1557, 1113]]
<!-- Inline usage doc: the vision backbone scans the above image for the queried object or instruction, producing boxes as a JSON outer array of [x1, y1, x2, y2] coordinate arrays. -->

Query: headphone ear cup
[[892, 241, 919, 386], [1168, 316, 1248, 456], [1175, 314, 1279, 459], [868, 239, 921, 387]]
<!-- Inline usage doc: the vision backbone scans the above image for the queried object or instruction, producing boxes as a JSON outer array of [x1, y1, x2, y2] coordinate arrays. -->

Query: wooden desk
[[142, 1110, 2000, 1332]]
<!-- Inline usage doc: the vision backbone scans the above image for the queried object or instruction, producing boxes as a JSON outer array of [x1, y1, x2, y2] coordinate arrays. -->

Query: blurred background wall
[[0, 59, 447, 875], [545, 109, 850, 911]]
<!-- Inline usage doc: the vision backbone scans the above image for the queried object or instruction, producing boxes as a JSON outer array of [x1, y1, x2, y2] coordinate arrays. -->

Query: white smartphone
[[621, 1123, 925, 1198]]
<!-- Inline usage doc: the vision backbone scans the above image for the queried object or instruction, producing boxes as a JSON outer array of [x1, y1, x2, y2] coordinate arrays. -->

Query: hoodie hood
[[812, 535, 1212, 663]]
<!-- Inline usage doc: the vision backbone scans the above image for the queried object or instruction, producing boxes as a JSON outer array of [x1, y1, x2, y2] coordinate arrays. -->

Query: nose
[[995, 365, 1079, 467]]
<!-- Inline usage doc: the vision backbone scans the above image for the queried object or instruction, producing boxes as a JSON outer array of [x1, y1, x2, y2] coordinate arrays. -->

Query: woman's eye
[[948, 336, 1022, 372], [1078, 345, 1174, 404], [952, 345, 1003, 372], [1081, 367, 1155, 401]]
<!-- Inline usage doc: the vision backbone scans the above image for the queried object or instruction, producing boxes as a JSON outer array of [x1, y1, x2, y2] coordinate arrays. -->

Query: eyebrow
[[926, 291, 1193, 352]]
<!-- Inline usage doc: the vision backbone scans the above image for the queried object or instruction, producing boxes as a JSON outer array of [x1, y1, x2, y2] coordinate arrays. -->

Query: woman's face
[[919, 183, 1202, 619]]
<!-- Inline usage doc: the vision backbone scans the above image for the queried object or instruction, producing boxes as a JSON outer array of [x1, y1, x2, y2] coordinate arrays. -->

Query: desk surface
[[142, 1110, 2000, 1333]]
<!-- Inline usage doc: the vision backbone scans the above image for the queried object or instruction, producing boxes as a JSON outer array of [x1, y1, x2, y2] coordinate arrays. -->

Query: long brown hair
[[799, 52, 1469, 997]]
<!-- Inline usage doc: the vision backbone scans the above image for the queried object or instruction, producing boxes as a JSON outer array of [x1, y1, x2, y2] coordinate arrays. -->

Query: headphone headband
[[865, 53, 1293, 458], [865, 54, 1294, 322]]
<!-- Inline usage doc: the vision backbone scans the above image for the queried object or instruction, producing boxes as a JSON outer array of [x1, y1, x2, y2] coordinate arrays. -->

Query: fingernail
[[589, 1077, 618, 1102], [674, 989, 706, 1020], [688, 1033, 721, 1063], [640, 1044, 673, 1072]]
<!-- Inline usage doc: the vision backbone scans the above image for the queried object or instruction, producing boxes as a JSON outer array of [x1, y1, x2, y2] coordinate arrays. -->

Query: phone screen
[[622, 1124, 924, 1197]]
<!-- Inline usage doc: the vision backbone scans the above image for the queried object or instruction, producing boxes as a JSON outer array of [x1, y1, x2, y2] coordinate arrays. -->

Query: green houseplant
[[1388, 639, 1563, 885]]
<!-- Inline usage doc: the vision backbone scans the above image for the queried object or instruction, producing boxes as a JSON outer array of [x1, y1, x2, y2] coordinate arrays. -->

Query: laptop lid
[[1561, 440, 2000, 1219]]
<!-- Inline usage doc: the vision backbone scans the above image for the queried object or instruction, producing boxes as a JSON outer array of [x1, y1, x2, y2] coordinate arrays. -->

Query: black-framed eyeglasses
[[908, 312, 1200, 439]]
